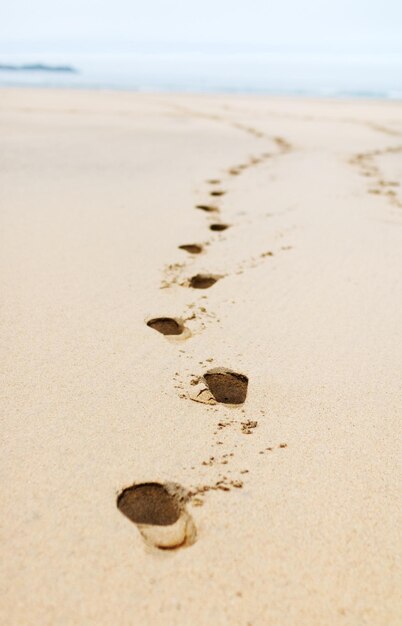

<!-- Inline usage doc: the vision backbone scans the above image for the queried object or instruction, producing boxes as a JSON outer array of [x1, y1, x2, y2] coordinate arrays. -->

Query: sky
[[1, 0, 402, 53]]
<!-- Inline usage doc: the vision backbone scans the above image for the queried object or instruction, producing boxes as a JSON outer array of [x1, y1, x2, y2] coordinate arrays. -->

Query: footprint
[[210, 223, 229, 232], [274, 136, 292, 151], [204, 368, 248, 404], [189, 274, 220, 289], [147, 317, 184, 336], [196, 204, 218, 213], [117, 482, 196, 550], [178, 244, 203, 254], [189, 368, 248, 405], [207, 179, 221, 184], [210, 190, 226, 197]]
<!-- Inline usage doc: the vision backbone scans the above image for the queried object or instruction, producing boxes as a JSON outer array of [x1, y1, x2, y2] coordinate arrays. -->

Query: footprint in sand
[[178, 243, 203, 254], [189, 368, 249, 405], [189, 274, 221, 289], [147, 317, 186, 336], [210, 223, 229, 232], [210, 190, 226, 197], [196, 204, 219, 213], [207, 179, 221, 185], [117, 482, 196, 550]]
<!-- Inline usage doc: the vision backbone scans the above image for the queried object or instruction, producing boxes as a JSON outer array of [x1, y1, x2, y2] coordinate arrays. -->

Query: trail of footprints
[[350, 144, 402, 210], [117, 113, 292, 551]]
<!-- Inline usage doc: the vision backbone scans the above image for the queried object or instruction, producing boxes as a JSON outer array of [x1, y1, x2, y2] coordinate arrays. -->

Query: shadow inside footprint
[[204, 368, 248, 404], [117, 482, 196, 550], [210, 223, 229, 232], [196, 204, 218, 213], [178, 244, 203, 254], [189, 274, 219, 289], [210, 190, 225, 197], [118, 483, 180, 525], [147, 317, 184, 336]]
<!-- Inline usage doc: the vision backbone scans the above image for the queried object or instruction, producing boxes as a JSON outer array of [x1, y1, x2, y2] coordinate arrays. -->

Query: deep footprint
[[147, 317, 184, 336], [189, 274, 220, 289], [210, 223, 229, 232], [178, 244, 203, 254], [210, 190, 226, 197], [117, 482, 196, 549], [204, 368, 248, 404]]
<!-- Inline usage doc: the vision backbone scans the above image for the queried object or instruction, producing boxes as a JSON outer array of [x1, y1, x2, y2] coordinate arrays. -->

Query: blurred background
[[1, 0, 401, 97]]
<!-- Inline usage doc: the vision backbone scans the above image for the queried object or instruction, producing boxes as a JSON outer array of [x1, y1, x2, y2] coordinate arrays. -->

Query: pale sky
[[1, 0, 401, 52]]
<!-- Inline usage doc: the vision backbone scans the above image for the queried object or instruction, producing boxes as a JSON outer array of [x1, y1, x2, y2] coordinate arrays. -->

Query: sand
[[1, 88, 401, 625]]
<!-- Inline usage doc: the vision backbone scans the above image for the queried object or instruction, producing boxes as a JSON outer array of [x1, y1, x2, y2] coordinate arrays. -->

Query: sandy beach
[[1, 88, 401, 625]]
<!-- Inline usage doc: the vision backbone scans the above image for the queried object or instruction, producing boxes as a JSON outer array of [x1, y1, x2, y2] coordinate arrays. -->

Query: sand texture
[[1, 89, 401, 625]]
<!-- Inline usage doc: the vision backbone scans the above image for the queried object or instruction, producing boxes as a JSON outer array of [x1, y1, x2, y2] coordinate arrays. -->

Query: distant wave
[[0, 63, 77, 73], [0, 50, 401, 99]]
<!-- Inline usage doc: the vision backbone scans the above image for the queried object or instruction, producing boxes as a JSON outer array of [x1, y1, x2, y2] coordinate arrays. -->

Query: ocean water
[[1, 46, 402, 98]]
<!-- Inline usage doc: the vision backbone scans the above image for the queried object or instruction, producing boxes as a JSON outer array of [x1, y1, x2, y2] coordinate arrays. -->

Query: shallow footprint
[[117, 482, 196, 550], [210, 223, 229, 232], [189, 274, 220, 289], [196, 204, 218, 213], [204, 368, 248, 404], [178, 244, 203, 254], [147, 317, 184, 336]]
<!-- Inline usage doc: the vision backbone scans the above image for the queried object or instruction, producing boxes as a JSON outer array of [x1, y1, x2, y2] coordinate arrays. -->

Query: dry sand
[[1, 88, 401, 625]]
